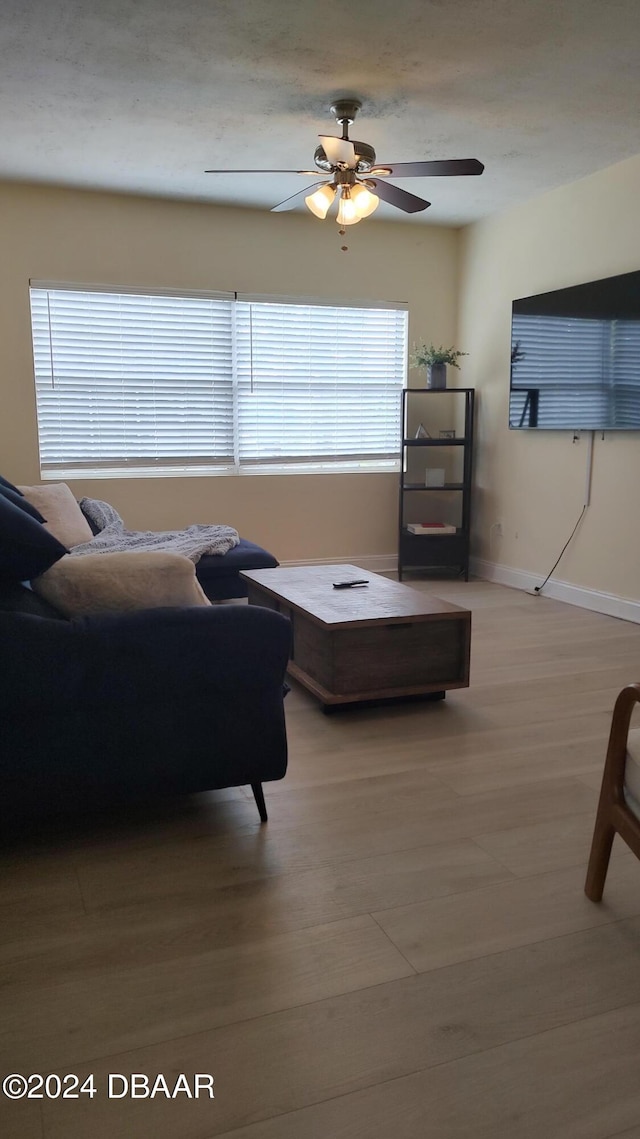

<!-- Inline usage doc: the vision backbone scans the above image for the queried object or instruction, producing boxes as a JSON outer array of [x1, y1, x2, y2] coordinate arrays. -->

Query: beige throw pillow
[[32, 550, 211, 616], [19, 482, 94, 548]]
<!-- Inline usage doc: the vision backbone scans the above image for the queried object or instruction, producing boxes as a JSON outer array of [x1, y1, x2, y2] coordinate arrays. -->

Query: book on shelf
[[406, 522, 457, 535]]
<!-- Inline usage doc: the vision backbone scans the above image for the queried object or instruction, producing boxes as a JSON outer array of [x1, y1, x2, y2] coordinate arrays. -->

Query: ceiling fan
[[205, 99, 484, 225]]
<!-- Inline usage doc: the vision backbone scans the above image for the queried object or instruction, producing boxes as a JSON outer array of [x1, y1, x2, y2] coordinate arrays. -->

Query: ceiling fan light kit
[[336, 187, 360, 226], [205, 98, 484, 226], [305, 183, 336, 219], [349, 183, 379, 218]]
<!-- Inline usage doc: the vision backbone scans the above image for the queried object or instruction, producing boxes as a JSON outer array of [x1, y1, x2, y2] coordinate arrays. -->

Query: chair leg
[[584, 684, 640, 902], [251, 782, 268, 823], [584, 811, 616, 902]]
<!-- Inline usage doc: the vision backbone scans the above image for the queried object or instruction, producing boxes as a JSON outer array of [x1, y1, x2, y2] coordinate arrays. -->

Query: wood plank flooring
[[2, 580, 640, 1138]]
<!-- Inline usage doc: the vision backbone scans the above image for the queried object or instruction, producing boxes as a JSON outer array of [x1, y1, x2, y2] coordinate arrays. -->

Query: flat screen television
[[509, 268, 640, 430]]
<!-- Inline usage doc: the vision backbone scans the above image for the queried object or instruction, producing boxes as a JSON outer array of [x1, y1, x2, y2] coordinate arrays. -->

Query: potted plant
[[410, 342, 468, 389]]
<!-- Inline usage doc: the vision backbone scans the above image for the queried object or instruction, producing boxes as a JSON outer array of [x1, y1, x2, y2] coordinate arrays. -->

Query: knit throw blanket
[[73, 498, 240, 562]]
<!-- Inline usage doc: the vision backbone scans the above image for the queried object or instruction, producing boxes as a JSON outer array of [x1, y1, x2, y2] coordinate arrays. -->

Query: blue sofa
[[0, 478, 291, 828]]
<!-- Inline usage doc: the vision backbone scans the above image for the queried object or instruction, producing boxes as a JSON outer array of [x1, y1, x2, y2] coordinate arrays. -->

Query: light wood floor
[[3, 580, 640, 1138]]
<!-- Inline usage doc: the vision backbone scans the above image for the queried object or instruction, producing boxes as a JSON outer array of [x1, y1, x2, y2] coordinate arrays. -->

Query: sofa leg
[[251, 782, 268, 823]]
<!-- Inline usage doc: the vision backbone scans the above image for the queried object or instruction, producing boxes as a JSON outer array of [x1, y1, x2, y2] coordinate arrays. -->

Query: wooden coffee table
[[241, 564, 471, 709]]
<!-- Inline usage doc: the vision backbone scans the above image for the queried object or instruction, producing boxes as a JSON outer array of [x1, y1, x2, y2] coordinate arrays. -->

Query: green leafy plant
[[410, 342, 468, 369]]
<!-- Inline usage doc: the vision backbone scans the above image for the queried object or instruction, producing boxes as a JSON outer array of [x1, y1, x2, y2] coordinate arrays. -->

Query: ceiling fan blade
[[318, 135, 356, 167], [373, 159, 484, 178], [271, 181, 329, 212], [368, 179, 430, 214], [205, 168, 317, 174]]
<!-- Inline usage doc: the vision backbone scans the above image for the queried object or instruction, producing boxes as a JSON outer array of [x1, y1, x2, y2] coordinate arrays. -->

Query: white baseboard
[[280, 554, 398, 575], [279, 553, 640, 623], [471, 556, 640, 624]]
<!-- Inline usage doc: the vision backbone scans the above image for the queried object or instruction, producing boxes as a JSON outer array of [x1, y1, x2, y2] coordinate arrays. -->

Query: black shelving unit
[[398, 388, 475, 581]]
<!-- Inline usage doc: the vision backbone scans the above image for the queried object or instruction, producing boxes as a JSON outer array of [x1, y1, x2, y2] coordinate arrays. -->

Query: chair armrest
[[603, 683, 640, 801]]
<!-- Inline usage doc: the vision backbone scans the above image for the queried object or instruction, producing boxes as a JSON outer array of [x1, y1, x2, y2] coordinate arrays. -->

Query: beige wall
[[0, 182, 459, 563], [458, 154, 640, 602]]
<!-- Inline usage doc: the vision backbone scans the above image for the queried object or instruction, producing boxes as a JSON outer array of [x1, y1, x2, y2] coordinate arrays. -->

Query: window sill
[[42, 460, 400, 481]]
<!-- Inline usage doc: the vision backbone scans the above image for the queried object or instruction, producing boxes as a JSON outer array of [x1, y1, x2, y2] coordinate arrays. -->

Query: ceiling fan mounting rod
[[330, 99, 361, 140]]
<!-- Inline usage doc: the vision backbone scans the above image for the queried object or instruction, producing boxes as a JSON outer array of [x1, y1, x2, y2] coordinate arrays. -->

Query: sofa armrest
[[83, 603, 292, 706], [0, 604, 291, 715], [1, 603, 292, 823], [0, 611, 86, 714]]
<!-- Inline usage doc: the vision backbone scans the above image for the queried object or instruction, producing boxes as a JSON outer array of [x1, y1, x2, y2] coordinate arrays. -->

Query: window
[[30, 285, 407, 477]]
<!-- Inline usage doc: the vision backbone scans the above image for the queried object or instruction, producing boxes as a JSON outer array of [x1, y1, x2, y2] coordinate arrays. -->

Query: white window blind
[[235, 301, 406, 465], [30, 288, 235, 472], [510, 314, 640, 428], [30, 286, 407, 475]]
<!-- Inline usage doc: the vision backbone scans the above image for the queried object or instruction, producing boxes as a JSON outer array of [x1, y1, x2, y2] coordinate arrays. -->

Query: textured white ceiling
[[1, 0, 640, 224]]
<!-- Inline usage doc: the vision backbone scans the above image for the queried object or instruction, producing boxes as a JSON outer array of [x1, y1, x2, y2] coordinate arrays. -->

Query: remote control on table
[[332, 579, 369, 589]]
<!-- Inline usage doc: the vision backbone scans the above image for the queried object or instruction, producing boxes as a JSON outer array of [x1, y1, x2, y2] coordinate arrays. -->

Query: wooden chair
[[585, 683, 640, 901]]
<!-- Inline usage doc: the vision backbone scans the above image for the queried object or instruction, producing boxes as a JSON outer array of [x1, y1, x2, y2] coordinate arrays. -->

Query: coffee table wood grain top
[[240, 564, 467, 629]]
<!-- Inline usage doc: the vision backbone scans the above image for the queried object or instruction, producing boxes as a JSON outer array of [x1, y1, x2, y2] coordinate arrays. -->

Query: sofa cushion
[[196, 539, 279, 599], [0, 482, 46, 522], [19, 482, 95, 548], [197, 539, 279, 577], [0, 493, 68, 582], [32, 550, 212, 616]]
